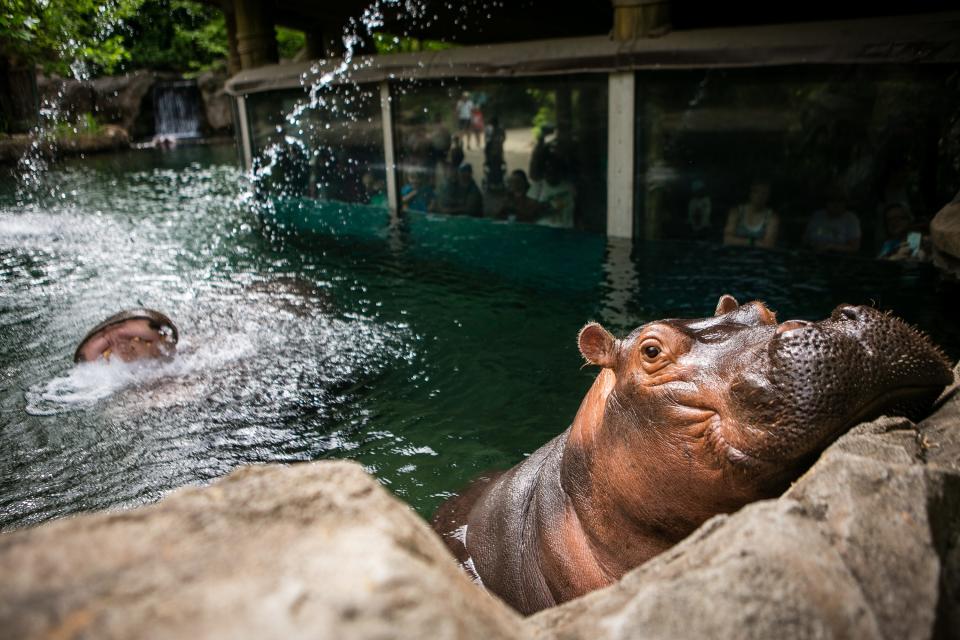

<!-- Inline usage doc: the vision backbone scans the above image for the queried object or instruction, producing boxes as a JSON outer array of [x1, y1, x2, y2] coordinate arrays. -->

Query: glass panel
[[634, 66, 960, 257], [393, 76, 608, 231], [246, 84, 384, 204]]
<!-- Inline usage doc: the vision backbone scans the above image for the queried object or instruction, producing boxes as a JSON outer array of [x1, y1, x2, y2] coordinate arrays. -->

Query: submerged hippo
[[432, 295, 953, 615], [74, 309, 178, 364]]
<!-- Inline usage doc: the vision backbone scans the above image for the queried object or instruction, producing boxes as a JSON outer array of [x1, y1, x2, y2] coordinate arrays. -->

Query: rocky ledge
[[1, 363, 958, 640], [931, 199, 960, 281], [0, 125, 130, 164]]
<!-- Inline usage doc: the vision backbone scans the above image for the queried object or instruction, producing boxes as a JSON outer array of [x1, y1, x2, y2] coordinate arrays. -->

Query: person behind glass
[[528, 127, 576, 227], [470, 103, 484, 151], [495, 170, 542, 223], [456, 92, 475, 150], [361, 170, 387, 207], [401, 168, 435, 213], [877, 202, 929, 261], [483, 116, 507, 192], [687, 179, 712, 238], [802, 187, 861, 253], [723, 180, 779, 249], [435, 142, 465, 198], [429, 113, 452, 166], [432, 162, 483, 217]]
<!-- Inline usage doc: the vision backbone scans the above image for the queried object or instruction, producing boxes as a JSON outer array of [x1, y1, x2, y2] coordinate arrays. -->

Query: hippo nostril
[[839, 306, 859, 321]]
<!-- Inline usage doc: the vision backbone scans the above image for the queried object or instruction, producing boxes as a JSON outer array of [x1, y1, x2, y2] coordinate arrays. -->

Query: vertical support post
[[236, 95, 252, 170], [305, 27, 327, 60], [221, 0, 241, 76], [380, 81, 400, 218], [607, 72, 635, 239], [233, 0, 278, 69], [611, 0, 671, 39]]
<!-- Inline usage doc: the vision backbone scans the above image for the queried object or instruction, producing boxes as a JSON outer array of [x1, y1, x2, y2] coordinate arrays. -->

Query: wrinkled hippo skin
[[433, 295, 953, 614]]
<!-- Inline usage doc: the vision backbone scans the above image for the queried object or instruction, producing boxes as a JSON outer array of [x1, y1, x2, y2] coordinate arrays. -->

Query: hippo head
[[578, 295, 953, 490]]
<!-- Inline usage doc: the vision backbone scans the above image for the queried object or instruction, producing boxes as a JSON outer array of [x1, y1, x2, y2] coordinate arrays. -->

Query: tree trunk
[[0, 58, 39, 133]]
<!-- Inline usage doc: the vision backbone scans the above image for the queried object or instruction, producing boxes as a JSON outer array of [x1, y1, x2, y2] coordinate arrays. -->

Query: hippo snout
[[744, 304, 953, 462]]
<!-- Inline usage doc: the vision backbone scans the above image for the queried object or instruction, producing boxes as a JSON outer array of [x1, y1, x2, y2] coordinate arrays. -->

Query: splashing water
[[249, 0, 507, 209], [24, 333, 255, 416]]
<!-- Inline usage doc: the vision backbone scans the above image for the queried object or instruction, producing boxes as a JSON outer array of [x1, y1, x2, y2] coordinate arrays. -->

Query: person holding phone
[[878, 202, 929, 261]]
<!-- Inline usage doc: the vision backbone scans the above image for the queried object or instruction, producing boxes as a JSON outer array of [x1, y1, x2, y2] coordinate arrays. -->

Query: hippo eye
[[642, 344, 661, 360]]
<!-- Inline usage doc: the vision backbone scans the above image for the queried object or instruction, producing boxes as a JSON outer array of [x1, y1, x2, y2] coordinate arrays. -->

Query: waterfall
[[153, 81, 201, 139]]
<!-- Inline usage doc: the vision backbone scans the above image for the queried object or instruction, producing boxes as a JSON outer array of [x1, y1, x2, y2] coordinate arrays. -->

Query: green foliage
[[1, 1, 459, 78], [1, 0, 143, 75], [0, 0, 229, 75], [373, 33, 453, 55], [276, 27, 305, 60], [43, 111, 103, 139], [529, 89, 556, 139], [123, 0, 227, 72]]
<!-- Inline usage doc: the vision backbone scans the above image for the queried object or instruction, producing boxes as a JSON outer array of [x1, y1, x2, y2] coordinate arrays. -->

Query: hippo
[[432, 295, 953, 615], [74, 309, 178, 364]]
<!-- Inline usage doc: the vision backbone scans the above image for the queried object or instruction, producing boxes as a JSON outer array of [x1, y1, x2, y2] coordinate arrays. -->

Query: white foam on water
[[25, 333, 256, 416]]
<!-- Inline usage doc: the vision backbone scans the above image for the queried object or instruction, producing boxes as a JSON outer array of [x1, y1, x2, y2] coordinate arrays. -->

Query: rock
[[33, 69, 234, 141], [931, 201, 960, 261], [530, 501, 883, 640], [918, 363, 960, 638], [531, 373, 960, 640], [196, 69, 234, 134], [37, 71, 180, 141], [90, 71, 170, 139], [0, 125, 130, 164], [931, 200, 960, 280], [55, 124, 130, 154], [0, 461, 524, 640], [922, 361, 960, 473], [38, 76, 96, 122]]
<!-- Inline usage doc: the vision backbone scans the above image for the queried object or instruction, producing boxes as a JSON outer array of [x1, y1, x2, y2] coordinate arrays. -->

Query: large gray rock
[[531, 364, 960, 640], [90, 71, 166, 139], [931, 201, 960, 261], [38, 71, 179, 140], [0, 125, 130, 164], [196, 69, 234, 134], [931, 200, 960, 280], [0, 461, 524, 640]]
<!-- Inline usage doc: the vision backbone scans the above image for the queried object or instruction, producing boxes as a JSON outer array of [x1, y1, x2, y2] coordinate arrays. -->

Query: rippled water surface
[[1, 144, 957, 531]]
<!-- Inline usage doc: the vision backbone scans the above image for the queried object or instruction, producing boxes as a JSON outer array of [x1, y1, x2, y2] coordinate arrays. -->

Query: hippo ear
[[715, 294, 739, 316], [578, 322, 617, 369]]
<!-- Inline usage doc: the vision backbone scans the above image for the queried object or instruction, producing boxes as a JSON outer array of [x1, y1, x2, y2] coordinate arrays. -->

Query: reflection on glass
[[246, 84, 384, 205], [635, 66, 960, 256], [394, 76, 608, 231]]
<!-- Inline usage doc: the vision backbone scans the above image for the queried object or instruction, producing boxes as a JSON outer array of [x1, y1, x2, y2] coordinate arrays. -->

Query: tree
[[1, 0, 142, 76]]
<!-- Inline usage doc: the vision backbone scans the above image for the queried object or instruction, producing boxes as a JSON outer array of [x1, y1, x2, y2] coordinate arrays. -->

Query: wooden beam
[[612, 0, 671, 40]]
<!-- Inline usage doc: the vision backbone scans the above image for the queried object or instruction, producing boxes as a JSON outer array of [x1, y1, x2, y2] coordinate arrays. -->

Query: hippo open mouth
[[74, 308, 179, 364]]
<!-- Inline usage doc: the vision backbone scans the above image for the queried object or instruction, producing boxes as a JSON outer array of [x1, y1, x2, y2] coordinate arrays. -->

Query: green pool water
[[1, 143, 957, 531]]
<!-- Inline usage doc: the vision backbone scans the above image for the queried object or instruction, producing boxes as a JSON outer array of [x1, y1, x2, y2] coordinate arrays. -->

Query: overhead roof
[[211, 0, 958, 45], [226, 11, 960, 96]]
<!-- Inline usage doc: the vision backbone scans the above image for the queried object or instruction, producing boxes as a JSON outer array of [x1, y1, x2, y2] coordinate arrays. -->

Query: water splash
[[24, 334, 256, 416], [247, 0, 507, 217]]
